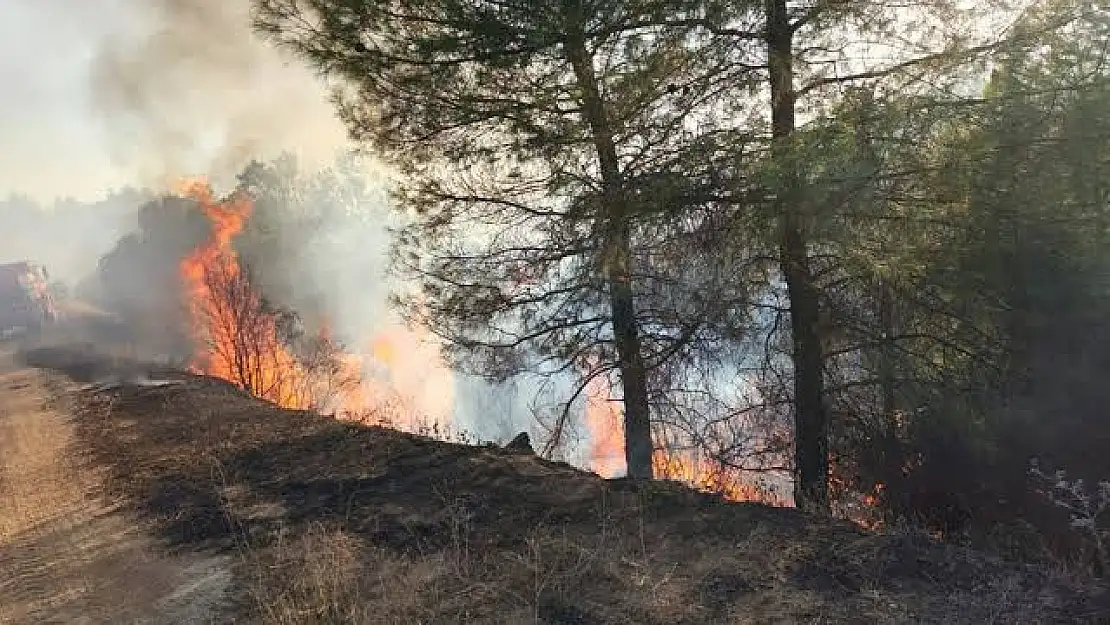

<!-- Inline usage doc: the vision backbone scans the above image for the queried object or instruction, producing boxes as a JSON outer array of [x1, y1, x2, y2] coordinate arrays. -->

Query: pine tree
[[255, 0, 757, 478]]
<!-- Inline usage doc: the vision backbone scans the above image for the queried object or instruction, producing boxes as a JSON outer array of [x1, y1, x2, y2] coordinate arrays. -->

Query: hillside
[[9, 341, 1110, 624]]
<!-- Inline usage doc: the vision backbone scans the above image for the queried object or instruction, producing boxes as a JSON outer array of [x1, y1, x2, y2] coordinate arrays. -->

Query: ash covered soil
[[8, 322, 1110, 624]]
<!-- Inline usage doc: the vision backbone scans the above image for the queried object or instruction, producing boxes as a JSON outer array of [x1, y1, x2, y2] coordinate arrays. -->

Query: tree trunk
[[767, 0, 830, 513], [565, 25, 654, 479], [876, 279, 902, 495], [878, 280, 897, 428]]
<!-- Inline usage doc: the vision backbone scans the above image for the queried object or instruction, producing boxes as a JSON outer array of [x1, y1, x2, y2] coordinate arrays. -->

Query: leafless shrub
[[1030, 459, 1110, 575], [192, 258, 359, 410]]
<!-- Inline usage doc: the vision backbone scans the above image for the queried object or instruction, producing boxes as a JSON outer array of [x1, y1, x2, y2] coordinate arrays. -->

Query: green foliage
[[832, 8, 1110, 539], [256, 0, 1110, 535], [255, 0, 767, 475]]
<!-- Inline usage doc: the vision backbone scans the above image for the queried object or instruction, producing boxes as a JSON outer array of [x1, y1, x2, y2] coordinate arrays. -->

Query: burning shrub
[[175, 179, 362, 412], [186, 255, 359, 411]]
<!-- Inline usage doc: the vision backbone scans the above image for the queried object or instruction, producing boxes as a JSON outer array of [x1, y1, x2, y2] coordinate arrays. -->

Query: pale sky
[[0, 0, 349, 203]]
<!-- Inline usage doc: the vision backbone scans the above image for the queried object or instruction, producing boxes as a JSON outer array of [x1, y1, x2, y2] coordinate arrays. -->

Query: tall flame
[[168, 178, 798, 505], [175, 177, 250, 371], [176, 178, 309, 408], [176, 178, 786, 503], [175, 177, 454, 431]]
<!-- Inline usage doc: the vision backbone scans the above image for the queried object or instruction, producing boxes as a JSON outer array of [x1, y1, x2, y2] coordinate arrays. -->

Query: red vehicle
[[0, 261, 57, 336]]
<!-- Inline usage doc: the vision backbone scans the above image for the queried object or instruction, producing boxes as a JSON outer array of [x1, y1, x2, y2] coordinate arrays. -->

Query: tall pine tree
[[256, 0, 759, 478]]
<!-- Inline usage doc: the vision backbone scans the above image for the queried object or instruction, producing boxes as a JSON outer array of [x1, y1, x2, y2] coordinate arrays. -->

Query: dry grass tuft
[[238, 511, 686, 625], [244, 524, 367, 624]]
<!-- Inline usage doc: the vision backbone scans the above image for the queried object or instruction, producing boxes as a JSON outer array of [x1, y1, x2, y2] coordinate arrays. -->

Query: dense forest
[[5, 0, 1110, 578], [245, 0, 1110, 572]]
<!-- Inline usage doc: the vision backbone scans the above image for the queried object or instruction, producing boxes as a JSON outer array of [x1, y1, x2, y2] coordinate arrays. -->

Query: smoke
[[226, 156, 540, 441], [0, 0, 541, 445], [0, 0, 347, 285], [88, 0, 347, 192]]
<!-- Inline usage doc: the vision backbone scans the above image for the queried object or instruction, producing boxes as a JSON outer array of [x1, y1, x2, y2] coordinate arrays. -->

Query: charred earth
[[12, 339, 1110, 625]]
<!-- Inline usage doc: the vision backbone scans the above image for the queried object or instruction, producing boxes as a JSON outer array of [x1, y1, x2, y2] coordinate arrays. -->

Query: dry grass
[[234, 515, 1083, 621], [19, 343, 1110, 624], [236, 511, 686, 625], [231, 492, 1093, 625]]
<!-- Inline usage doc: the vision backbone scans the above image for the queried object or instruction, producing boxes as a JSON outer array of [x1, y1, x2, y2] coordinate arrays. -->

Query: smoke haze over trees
[[0, 191, 145, 286], [253, 0, 1110, 570], [5, 0, 1110, 582]]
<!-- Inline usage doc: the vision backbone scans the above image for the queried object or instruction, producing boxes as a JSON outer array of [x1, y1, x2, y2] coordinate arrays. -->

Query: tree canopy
[[255, 0, 1110, 531]]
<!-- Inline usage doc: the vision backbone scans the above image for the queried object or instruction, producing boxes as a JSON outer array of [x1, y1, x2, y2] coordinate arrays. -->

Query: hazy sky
[[0, 0, 349, 202]]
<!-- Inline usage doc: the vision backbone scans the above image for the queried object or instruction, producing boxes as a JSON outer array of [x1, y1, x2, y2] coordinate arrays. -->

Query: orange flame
[[364, 325, 454, 425], [175, 180, 244, 359], [584, 371, 787, 505], [177, 178, 326, 409], [174, 177, 454, 433], [584, 374, 626, 477], [652, 450, 789, 505]]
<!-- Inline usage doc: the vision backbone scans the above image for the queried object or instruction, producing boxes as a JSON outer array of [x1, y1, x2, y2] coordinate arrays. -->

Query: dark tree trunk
[[608, 230, 655, 479], [767, 0, 830, 513], [565, 24, 654, 479], [876, 279, 902, 494], [878, 280, 897, 429]]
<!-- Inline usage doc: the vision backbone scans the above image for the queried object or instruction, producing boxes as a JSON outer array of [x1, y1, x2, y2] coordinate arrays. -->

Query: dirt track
[[0, 342, 230, 624]]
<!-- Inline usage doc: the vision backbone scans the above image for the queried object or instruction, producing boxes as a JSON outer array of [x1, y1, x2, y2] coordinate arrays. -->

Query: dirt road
[[0, 342, 230, 624]]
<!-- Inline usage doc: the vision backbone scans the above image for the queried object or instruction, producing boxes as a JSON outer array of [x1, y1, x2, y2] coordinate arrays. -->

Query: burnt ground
[[15, 339, 1110, 624]]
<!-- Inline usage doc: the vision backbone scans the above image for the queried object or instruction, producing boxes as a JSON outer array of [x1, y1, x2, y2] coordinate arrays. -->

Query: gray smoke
[[0, 0, 542, 446], [88, 0, 347, 191]]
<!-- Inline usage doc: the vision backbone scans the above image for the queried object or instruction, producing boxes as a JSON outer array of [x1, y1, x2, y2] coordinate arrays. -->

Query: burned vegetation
[[8, 0, 1110, 622], [19, 344, 1108, 624]]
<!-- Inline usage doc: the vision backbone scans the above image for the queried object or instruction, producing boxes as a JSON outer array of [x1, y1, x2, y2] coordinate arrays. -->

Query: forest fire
[[584, 373, 788, 505], [174, 178, 454, 429], [175, 180, 777, 503], [175, 178, 310, 409]]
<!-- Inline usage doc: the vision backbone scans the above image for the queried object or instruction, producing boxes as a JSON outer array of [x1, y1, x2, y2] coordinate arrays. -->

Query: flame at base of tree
[[174, 178, 797, 505], [652, 450, 791, 506], [584, 371, 790, 506], [829, 462, 886, 530], [584, 375, 627, 477]]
